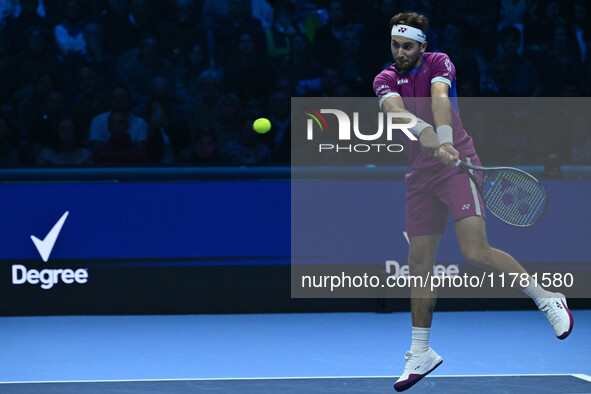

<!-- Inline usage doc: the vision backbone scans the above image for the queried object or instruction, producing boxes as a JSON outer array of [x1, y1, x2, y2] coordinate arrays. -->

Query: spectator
[[311, 67, 341, 97], [336, 27, 374, 95], [571, 1, 591, 69], [161, 0, 206, 66], [144, 96, 188, 164], [262, 89, 290, 163], [2, 26, 62, 103], [221, 111, 271, 165], [438, 24, 482, 96], [314, 0, 347, 63], [285, 33, 322, 96], [201, 0, 230, 23], [25, 89, 65, 163], [173, 41, 211, 104], [264, 0, 302, 63], [439, 0, 499, 60], [541, 26, 584, 95], [62, 22, 117, 86], [133, 76, 185, 123], [117, 36, 175, 104], [252, 0, 273, 29], [219, 93, 246, 144], [93, 110, 149, 164], [499, 0, 527, 27], [37, 116, 92, 165], [0, 115, 21, 166], [103, 0, 159, 56], [176, 126, 222, 164], [88, 84, 148, 152], [487, 25, 541, 96], [186, 69, 223, 137], [69, 66, 110, 141], [223, 32, 273, 110], [211, 0, 265, 65], [524, 0, 566, 53], [14, 72, 58, 141], [53, 0, 87, 57], [362, 0, 400, 59], [2, 0, 50, 56]]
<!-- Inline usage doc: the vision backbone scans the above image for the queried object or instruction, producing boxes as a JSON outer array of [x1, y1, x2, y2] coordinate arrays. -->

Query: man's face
[[111, 88, 130, 112], [58, 119, 76, 145], [195, 134, 216, 158], [108, 113, 129, 137], [391, 36, 425, 73], [501, 34, 519, 56], [342, 31, 361, 54], [238, 34, 255, 54]]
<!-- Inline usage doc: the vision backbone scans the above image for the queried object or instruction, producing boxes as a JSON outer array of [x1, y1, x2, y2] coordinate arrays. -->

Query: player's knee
[[461, 245, 492, 267], [408, 256, 432, 274]]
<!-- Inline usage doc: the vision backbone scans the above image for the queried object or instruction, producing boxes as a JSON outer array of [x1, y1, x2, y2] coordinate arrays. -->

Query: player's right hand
[[438, 143, 459, 166]]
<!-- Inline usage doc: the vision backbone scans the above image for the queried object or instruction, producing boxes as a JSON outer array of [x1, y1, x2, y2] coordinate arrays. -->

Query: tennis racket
[[455, 159, 548, 227]]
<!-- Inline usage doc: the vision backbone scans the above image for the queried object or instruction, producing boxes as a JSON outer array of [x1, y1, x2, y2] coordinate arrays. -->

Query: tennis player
[[372, 12, 574, 392]]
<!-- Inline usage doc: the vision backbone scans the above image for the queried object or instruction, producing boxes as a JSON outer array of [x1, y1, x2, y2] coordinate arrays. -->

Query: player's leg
[[395, 234, 443, 392], [455, 215, 573, 339], [408, 234, 440, 328], [454, 216, 527, 275], [395, 176, 445, 392]]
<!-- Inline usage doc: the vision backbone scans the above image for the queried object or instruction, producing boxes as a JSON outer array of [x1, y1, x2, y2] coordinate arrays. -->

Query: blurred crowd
[[0, 0, 589, 168]]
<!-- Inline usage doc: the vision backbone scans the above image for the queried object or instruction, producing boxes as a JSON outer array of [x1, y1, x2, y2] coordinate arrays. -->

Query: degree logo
[[12, 211, 89, 290]]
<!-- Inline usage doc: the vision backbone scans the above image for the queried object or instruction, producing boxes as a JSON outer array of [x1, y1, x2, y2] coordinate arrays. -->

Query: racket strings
[[481, 169, 547, 226]]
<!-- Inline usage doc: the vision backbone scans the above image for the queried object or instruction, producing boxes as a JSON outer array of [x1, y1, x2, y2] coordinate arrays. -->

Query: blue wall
[[1, 174, 590, 315]]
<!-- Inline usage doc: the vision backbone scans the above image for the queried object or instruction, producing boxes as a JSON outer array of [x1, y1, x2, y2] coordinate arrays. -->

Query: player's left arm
[[431, 81, 458, 166]]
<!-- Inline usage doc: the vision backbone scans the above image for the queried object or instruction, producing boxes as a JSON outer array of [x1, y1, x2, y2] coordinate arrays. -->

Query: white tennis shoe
[[537, 293, 574, 339], [394, 347, 443, 392]]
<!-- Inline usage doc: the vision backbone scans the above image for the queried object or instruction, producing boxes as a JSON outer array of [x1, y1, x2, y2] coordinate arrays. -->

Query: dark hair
[[110, 83, 131, 97], [195, 126, 218, 144], [389, 12, 429, 35], [499, 25, 521, 41]]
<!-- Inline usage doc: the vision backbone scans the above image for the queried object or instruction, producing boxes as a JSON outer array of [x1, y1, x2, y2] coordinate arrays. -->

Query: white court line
[[573, 374, 591, 382], [1, 374, 588, 384]]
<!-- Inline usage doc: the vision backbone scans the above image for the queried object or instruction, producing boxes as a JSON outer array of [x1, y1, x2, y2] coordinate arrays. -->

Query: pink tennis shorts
[[405, 154, 486, 237]]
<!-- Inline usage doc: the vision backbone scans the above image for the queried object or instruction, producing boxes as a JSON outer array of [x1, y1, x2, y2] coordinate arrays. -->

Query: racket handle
[[453, 159, 461, 167]]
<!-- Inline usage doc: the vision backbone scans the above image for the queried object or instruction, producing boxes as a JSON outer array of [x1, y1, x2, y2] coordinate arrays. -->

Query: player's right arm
[[381, 95, 440, 158]]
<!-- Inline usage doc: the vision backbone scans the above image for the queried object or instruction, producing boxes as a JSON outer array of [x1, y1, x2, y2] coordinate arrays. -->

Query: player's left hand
[[437, 143, 459, 166], [418, 128, 439, 157]]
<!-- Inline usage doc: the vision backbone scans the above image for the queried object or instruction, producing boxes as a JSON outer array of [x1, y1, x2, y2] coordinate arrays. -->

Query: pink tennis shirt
[[373, 52, 475, 170]]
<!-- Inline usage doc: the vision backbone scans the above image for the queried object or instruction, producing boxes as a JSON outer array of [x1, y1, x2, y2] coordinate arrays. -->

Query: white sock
[[522, 278, 553, 306], [409, 326, 430, 354]]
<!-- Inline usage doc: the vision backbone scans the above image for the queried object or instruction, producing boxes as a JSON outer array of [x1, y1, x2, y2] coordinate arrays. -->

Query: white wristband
[[409, 118, 433, 136], [436, 125, 453, 145]]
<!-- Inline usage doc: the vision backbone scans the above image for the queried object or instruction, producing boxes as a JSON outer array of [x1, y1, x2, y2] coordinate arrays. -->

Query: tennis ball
[[253, 118, 271, 134]]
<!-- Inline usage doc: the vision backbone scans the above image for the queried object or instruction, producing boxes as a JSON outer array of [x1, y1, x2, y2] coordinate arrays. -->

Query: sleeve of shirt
[[429, 53, 456, 88], [134, 117, 149, 142], [373, 72, 400, 110], [88, 113, 107, 143]]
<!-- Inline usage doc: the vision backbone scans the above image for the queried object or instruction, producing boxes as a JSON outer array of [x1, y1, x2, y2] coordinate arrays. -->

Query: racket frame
[[454, 160, 549, 227]]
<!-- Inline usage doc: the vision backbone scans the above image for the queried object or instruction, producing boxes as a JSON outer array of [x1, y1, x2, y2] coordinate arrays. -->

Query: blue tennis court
[[1, 310, 589, 393]]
